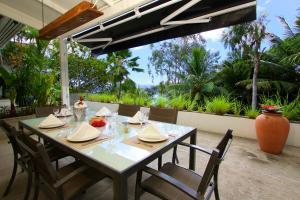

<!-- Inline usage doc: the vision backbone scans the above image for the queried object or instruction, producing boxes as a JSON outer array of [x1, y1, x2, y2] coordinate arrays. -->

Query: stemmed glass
[[53, 108, 60, 117], [139, 111, 149, 127]]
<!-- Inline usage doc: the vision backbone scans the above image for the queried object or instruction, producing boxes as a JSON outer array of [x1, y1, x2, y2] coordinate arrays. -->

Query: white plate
[[137, 134, 169, 142], [57, 113, 73, 117], [95, 114, 111, 117], [66, 132, 101, 142], [38, 122, 66, 129]]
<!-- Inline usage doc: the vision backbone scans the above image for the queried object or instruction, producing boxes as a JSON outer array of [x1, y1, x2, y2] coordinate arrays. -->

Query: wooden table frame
[[19, 121, 197, 200]]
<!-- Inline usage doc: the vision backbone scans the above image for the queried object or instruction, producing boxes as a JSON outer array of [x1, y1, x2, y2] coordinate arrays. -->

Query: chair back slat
[[2, 125, 22, 155], [148, 107, 178, 124], [118, 104, 140, 117], [197, 149, 220, 195], [35, 143, 58, 182], [216, 129, 233, 160], [35, 106, 60, 117], [12, 127, 58, 183]]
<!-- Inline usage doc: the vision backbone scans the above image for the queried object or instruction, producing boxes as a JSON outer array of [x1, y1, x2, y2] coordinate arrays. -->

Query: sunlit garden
[[2, 13, 299, 121], [0, 1, 300, 200]]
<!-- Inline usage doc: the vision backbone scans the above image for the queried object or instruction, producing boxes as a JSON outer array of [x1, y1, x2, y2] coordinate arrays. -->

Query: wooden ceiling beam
[[39, 1, 103, 40]]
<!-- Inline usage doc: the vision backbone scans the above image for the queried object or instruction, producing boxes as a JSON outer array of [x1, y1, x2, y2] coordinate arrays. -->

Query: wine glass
[[53, 108, 60, 117]]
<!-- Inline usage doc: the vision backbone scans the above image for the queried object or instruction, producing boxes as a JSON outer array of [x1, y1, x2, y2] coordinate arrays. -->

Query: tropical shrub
[[260, 94, 300, 121], [185, 99, 198, 112], [85, 93, 117, 103], [170, 95, 186, 110], [198, 105, 204, 112], [245, 107, 260, 119], [205, 96, 231, 115], [153, 97, 169, 108], [120, 94, 135, 105], [231, 100, 243, 116]]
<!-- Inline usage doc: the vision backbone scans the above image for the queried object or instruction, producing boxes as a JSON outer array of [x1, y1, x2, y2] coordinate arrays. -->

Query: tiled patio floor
[[0, 127, 300, 200]]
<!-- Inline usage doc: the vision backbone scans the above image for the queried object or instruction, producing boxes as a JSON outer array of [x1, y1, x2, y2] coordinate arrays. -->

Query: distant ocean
[[137, 84, 154, 89]]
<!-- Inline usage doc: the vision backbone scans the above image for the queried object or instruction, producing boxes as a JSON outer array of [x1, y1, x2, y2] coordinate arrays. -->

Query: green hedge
[[79, 93, 300, 121]]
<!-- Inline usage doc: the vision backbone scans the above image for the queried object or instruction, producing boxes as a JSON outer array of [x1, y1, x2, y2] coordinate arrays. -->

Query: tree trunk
[[252, 57, 260, 110], [10, 100, 16, 116], [118, 80, 122, 100]]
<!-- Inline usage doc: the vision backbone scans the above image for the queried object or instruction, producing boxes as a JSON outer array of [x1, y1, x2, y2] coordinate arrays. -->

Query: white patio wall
[[84, 101, 300, 148]]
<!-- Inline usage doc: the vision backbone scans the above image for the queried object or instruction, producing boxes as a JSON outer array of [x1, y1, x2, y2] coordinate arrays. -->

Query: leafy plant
[[185, 99, 198, 112], [119, 94, 135, 105], [245, 107, 260, 119], [170, 95, 186, 110], [281, 97, 300, 121], [153, 97, 168, 108], [231, 100, 243, 116], [198, 105, 204, 112], [85, 93, 117, 103], [205, 96, 231, 115], [260, 94, 300, 121]]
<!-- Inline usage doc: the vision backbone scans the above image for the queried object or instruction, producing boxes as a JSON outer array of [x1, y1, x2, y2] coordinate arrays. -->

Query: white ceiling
[[0, 0, 153, 38]]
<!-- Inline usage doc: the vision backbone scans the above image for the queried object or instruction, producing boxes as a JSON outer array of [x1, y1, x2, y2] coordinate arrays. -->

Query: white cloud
[[265, 0, 272, 4], [257, 5, 267, 12], [200, 28, 226, 42], [132, 46, 145, 51]]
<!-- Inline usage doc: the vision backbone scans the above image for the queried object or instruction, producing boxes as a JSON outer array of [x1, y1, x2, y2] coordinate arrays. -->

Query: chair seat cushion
[[142, 162, 202, 200]]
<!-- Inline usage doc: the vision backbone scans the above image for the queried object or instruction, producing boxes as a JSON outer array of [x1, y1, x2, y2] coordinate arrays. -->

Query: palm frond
[[277, 16, 295, 37], [280, 52, 300, 65]]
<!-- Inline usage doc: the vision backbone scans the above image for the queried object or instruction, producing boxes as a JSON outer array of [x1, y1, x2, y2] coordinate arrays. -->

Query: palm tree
[[268, 11, 300, 65], [176, 47, 219, 100], [222, 16, 268, 110], [106, 50, 143, 99]]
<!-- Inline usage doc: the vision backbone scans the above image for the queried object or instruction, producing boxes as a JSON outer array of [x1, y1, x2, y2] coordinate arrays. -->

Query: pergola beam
[[60, 0, 155, 39]]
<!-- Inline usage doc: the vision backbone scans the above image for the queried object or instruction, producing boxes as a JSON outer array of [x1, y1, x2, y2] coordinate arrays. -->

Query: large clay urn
[[255, 112, 290, 154]]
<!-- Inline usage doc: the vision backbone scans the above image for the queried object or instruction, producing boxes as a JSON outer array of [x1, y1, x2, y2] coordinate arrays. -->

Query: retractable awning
[[73, 0, 256, 56], [0, 15, 24, 48]]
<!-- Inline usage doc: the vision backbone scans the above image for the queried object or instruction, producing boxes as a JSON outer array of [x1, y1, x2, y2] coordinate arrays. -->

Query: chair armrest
[[53, 165, 89, 188], [178, 142, 212, 155], [143, 166, 198, 199]]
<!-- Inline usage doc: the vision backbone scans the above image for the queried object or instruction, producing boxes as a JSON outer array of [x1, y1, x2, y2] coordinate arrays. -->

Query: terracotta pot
[[255, 112, 290, 154]]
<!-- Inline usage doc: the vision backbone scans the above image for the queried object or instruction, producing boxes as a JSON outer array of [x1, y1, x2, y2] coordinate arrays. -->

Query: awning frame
[[75, 0, 256, 51]]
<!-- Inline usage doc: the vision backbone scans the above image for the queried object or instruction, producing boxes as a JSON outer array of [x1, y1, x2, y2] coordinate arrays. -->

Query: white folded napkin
[[38, 114, 65, 128], [74, 101, 87, 108], [67, 122, 100, 142], [138, 124, 168, 140], [96, 106, 112, 116], [128, 111, 143, 123], [58, 108, 72, 116]]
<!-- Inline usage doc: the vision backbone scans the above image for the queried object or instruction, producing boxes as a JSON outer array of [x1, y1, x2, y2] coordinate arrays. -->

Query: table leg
[[158, 156, 162, 170], [189, 129, 197, 170], [113, 175, 128, 200]]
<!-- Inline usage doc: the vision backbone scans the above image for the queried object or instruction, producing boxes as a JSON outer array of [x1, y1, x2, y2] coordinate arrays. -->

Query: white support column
[[59, 37, 70, 108]]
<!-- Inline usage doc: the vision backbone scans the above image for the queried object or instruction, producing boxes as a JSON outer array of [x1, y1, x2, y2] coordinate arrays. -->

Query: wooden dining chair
[[118, 104, 140, 117], [172, 129, 233, 200], [135, 149, 221, 200], [35, 106, 61, 117], [15, 133, 107, 200], [148, 106, 178, 169], [1, 126, 68, 199], [148, 106, 178, 124]]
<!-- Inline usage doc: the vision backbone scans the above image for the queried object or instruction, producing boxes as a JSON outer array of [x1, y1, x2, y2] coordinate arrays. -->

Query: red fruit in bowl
[[90, 118, 106, 127]]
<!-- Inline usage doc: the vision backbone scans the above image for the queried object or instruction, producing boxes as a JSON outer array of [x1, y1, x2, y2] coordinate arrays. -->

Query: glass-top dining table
[[19, 108, 197, 200]]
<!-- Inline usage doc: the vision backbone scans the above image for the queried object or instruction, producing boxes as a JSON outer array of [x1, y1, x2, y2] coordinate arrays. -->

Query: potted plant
[[255, 105, 290, 154]]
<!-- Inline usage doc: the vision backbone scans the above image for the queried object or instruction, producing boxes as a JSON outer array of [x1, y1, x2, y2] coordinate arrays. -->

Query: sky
[[128, 0, 300, 87]]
